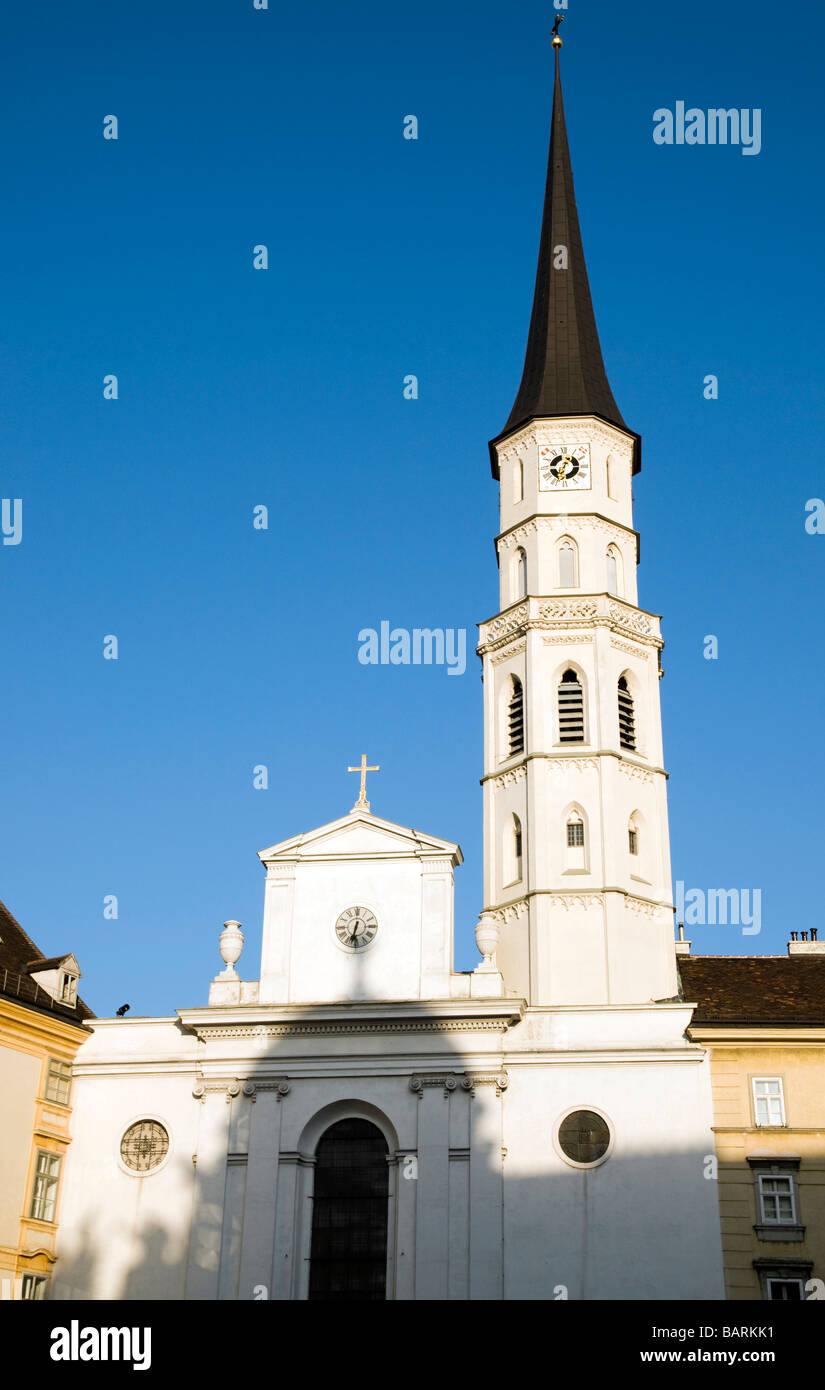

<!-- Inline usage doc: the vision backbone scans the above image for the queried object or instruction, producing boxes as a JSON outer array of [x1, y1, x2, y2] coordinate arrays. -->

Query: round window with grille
[[120, 1120, 170, 1173], [557, 1110, 611, 1166]]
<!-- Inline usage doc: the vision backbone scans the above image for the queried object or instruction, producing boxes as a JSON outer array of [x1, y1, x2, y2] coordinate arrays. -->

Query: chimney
[[787, 928, 825, 956], [675, 922, 691, 957]]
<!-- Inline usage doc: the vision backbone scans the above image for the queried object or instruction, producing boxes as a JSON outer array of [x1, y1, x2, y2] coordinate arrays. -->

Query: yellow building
[[0, 898, 91, 1300], [679, 935, 825, 1300]]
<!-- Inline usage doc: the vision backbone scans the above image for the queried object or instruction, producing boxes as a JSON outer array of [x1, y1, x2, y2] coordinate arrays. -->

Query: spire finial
[[551, 13, 564, 49]]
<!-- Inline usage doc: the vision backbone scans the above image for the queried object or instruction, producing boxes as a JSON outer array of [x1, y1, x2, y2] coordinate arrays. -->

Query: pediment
[[258, 810, 461, 866]]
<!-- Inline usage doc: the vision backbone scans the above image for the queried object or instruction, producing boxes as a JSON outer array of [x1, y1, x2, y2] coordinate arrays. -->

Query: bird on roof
[[116, 1003, 130, 1016]]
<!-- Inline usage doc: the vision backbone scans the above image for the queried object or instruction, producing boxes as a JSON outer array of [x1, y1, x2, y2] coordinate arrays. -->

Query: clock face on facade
[[538, 443, 591, 491], [334, 905, 378, 951]]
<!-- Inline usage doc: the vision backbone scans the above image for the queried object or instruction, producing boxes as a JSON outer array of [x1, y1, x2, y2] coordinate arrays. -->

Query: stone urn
[[218, 920, 244, 979], [475, 912, 500, 970]]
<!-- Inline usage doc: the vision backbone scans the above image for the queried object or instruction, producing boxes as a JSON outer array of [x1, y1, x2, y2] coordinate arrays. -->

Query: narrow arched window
[[565, 810, 587, 870], [607, 454, 618, 500], [515, 548, 527, 601], [618, 676, 636, 751], [508, 676, 524, 756], [558, 669, 585, 744], [606, 545, 622, 596], [513, 814, 523, 881], [558, 539, 578, 588], [628, 818, 639, 856], [513, 458, 524, 504]]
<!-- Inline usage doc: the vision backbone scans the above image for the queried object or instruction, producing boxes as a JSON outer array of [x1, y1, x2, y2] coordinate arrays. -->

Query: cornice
[[496, 512, 638, 553], [687, 1026, 825, 1045], [477, 594, 663, 655], [494, 419, 634, 466], [481, 752, 666, 785], [177, 999, 524, 1040]]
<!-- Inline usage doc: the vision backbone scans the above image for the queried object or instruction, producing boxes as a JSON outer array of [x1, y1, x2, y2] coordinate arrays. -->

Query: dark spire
[[490, 39, 639, 474]]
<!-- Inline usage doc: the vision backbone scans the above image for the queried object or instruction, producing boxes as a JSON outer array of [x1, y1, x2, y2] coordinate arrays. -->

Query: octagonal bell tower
[[479, 35, 677, 1007]]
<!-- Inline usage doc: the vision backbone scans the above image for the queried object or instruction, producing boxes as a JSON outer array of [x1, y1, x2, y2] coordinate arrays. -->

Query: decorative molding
[[463, 1071, 509, 1098], [546, 894, 605, 911], [487, 898, 529, 925], [607, 601, 655, 637], [490, 764, 527, 789], [194, 1019, 513, 1039], [539, 599, 599, 621], [409, 1073, 460, 1098], [265, 861, 298, 879], [490, 640, 526, 665], [192, 1076, 290, 1103], [496, 419, 634, 464], [409, 1071, 509, 1099], [617, 760, 655, 785], [498, 514, 636, 553], [542, 634, 593, 645], [610, 636, 650, 660], [484, 605, 529, 644], [623, 895, 670, 920], [545, 757, 599, 775]]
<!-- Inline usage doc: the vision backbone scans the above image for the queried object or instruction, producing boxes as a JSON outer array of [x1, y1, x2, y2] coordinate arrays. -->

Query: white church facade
[[53, 34, 725, 1302]]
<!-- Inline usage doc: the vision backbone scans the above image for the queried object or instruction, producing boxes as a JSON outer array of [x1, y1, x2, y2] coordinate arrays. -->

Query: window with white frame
[[513, 457, 523, 504], [60, 972, 78, 1004], [29, 1150, 62, 1223], [758, 1173, 797, 1225], [765, 1276, 804, 1301], [45, 1058, 72, 1105], [753, 1077, 785, 1126], [21, 1274, 48, 1300]]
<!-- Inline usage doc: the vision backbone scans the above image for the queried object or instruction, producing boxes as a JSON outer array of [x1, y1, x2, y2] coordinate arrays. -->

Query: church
[[52, 32, 726, 1302]]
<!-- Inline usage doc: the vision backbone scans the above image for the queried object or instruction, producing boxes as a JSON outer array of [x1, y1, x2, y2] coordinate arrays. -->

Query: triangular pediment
[[258, 810, 461, 866]]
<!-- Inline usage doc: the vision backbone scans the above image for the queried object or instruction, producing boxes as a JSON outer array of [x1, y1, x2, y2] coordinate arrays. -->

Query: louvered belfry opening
[[558, 669, 585, 743], [508, 676, 525, 756], [308, 1118, 389, 1301], [618, 676, 636, 751]]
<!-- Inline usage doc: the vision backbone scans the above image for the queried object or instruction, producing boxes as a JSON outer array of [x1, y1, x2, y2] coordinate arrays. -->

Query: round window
[[557, 1109, 611, 1166], [120, 1120, 170, 1173]]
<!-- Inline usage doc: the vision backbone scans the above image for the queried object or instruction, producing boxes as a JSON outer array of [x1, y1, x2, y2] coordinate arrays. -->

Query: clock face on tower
[[334, 905, 378, 951], [538, 443, 592, 491]]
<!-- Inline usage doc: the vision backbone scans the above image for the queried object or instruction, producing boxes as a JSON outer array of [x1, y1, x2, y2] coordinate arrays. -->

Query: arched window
[[508, 676, 524, 756], [565, 809, 587, 870], [606, 545, 622, 596], [504, 813, 523, 885], [607, 454, 618, 500], [513, 457, 524, 504], [618, 676, 636, 751], [308, 1118, 389, 1301], [514, 548, 527, 601], [628, 816, 639, 856], [558, 669, 585, 744], [558, 538, 578, 588]]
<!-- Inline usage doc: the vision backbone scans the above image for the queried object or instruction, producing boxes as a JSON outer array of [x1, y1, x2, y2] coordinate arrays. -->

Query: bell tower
[[479, 30, 678, 1007]]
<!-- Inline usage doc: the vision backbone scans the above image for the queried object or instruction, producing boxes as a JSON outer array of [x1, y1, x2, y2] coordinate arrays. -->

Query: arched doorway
[[308, 1117, 389, 1300]]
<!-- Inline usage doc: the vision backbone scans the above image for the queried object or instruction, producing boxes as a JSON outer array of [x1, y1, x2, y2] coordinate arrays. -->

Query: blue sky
[[2, 0, 824, 1015]]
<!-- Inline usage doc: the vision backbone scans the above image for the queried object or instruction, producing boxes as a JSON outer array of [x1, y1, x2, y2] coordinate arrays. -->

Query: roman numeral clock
[[538, 442, 592, 490]]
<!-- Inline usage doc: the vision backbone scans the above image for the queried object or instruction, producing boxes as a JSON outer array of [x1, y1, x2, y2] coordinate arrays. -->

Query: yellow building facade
[[680, 941, 825, 1300], [0, 900, 91, 1300]]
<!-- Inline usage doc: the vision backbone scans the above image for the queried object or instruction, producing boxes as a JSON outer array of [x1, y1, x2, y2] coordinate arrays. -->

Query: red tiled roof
[[679, 955, 825, 1026]]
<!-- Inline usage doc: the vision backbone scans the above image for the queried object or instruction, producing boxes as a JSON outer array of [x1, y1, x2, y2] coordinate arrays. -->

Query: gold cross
[[348, 753, 379, 811]]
